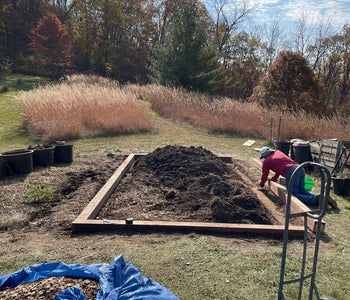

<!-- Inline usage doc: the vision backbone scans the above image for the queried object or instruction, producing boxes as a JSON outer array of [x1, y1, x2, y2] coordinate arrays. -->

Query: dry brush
[[128, 84, 349, 141], [14, 75, 350, 142], [15, 74, 153, 142]]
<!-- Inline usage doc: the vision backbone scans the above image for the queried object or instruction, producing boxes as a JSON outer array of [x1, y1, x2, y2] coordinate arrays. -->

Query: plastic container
[[0, 157, 6, 180], [332, 177, 350, 196], [304, 177, 314, 191], [54, 143, 73, 164], [274, 140, 291, 156], [292, 142, 312, 164], [32, 146, 55, 167], [1, 149, 34, 175]]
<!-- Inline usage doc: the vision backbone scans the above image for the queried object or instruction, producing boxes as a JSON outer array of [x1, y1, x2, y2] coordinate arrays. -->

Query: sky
[[248, 0, 349, 31], [204, 0, 349, 38]]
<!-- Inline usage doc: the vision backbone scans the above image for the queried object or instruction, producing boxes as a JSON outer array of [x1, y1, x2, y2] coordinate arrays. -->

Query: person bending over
[[259, 147, 337, 208]]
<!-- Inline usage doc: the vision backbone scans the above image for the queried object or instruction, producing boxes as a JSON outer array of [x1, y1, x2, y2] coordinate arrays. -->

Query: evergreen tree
[[151, 0, 224, 94]]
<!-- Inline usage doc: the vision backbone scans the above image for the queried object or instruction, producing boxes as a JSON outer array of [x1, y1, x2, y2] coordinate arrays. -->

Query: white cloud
[[205, 0, 348, 33], [246, 0, 349, 33], [280, 0, 349, 27], [253, 0, 281, 5], [250, 0, 285, 23]]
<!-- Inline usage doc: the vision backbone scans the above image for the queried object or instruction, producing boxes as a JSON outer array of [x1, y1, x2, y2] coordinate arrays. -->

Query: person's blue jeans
[[285, 165, 316, 206]]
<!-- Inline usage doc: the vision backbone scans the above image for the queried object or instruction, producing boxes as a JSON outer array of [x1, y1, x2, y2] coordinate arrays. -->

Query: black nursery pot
[[332, 177, 350, 197], [292, 142, 312, 164], [1, 149, 34, 175], [0, 157, 6, 180], [33, 146, 55, 167], [274, 140, 291, 156], [54, 143, 73, 164]]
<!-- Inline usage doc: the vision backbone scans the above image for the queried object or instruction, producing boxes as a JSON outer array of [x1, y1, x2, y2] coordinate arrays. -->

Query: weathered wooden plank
[[251, 187, 285, 225], [265, 180, 311, 214], [266, 180, 325, 232], [250, 158, 325, 233], [321, 140, 339, 148], [320, 152, 338, 161], [74, 153, 136, 221], [72, 219, 305, 237], [319, 140, 342, 170], [310, 141, 320, 152]]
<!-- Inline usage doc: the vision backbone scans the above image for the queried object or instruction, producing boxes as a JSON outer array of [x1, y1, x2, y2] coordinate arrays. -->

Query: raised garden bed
[[72, 145, 304, 236]]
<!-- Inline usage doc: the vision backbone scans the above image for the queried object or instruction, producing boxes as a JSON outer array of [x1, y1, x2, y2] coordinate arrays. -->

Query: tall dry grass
[[15, 74, 153, 142], [14, 75, 349, 142], [127, 84, 350, 141]]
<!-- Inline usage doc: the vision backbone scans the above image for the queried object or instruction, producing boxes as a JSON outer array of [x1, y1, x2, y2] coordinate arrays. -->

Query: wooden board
[[251, 187, 285, 225], [72, 218, 304, 237], [74, 153, 136, 221], [72, 154, 305, 237], [250, 158, 325, 233]]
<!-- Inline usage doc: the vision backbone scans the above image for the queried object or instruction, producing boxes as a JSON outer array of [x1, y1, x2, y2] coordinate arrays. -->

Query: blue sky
[[249, 0, 349, 31]]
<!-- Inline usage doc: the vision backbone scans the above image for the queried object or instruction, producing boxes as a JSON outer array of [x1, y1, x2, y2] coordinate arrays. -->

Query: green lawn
[[0, 74, 51, 151]]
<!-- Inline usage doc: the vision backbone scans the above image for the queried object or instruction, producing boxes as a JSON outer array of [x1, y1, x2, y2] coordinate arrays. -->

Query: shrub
[[24, 185, 54, 205], [249, 51, 329, 116]]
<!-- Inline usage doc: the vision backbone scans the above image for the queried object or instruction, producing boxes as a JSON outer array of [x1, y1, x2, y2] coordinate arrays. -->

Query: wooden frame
[[72, 154, 305, 237]]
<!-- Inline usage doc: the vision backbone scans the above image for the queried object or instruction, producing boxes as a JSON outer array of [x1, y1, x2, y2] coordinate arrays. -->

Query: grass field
[[0, 74, 51, 150], [0, 75, 349, 299]]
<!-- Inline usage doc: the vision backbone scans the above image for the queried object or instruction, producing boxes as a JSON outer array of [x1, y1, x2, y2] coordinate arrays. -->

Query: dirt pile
[[0, 277, 99, 300], [99, 145, 273, 224]]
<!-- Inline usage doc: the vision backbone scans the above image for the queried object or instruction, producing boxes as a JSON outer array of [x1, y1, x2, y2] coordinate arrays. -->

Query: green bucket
[[304, 177, 314, 191]]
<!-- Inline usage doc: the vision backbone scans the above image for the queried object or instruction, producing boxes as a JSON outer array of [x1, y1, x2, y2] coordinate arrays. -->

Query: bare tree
[[206, 0, 256, 65], [48, 0, 76, 22], [262, 17, 285, 67], [306, 17, 335, 71], [292, 12, 314, 57]]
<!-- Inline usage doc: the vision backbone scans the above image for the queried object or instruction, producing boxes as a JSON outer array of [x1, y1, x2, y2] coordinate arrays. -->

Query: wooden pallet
[[311, 139, 350, 175], [72, 154, 304, 237]]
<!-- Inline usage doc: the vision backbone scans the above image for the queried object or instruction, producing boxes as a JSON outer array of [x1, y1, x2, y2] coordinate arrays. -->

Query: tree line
[[0, 0, 349, 116]]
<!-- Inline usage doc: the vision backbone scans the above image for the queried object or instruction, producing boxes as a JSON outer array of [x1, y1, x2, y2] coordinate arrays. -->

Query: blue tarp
[[0, 255, 179, 300]]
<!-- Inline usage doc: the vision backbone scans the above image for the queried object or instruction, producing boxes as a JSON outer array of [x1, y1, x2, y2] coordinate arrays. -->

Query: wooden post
[[270, 117, 273, 143], [277, 116, 282, 141]]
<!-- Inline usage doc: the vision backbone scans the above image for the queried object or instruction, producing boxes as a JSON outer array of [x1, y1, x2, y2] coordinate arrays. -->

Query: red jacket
[[260, 150, 297, 187]]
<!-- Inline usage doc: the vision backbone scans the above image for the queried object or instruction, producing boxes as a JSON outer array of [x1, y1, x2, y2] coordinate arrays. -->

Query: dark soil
[[98, 145, 274, 224]]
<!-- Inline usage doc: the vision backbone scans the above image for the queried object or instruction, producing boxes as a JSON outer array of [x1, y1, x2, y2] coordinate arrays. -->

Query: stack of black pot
[[0, 141, 73, 180]]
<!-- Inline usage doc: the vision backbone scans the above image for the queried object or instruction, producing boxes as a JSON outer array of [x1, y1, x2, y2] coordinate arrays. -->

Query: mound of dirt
[[0, 277, 99, 300], [98, 145, 274, 224]]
